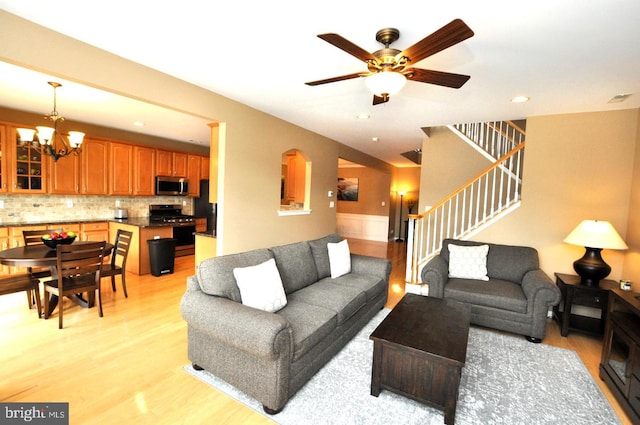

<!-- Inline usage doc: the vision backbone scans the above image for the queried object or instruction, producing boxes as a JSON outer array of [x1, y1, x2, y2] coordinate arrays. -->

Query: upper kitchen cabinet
[[187, 154, 202, 197], [133, 145, 156, 196], [8, 126, 46, 194], [80, 137, 109, 195], [156, 149, 188, 177], [0, 124, 7, 193], [200, 156, 210, 180], [48, 149, 80, 194], [109, 142, 133, 195]]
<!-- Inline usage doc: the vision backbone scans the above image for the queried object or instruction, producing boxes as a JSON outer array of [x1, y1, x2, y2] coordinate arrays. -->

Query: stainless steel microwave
[[155, 176, 189, 196]]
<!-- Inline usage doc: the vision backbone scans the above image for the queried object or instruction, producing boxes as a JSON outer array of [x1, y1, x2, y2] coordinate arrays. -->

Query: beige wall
[[420, 109, 640, 283], [622, 109, 640, 281], [419, 126, 491, 213], [337, 166, 391, 215], [0, 11, 390, 255]]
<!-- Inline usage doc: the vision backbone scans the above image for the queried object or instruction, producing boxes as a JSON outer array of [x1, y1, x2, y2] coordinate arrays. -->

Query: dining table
[[0, 241, 114, 314]]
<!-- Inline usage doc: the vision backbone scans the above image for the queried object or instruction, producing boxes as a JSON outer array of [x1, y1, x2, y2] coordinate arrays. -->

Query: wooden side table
[[553, 273, 617, 337]]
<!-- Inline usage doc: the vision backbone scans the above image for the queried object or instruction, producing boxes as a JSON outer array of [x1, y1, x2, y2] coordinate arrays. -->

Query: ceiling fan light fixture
[[365, 71, 407, 97]]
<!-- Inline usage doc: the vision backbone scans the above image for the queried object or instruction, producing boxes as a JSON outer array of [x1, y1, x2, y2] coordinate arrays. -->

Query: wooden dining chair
[[22, 228, 63, 311], [101, 229, 133, 298], [0, 273, 41, 318], [43, 241, 106, 329]]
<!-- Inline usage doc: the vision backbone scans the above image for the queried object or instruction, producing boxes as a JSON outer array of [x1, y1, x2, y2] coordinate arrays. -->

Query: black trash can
[[147, 238, 176, 277]]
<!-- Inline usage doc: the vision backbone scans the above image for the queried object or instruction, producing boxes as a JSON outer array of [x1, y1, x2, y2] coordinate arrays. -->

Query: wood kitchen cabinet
[[109, 142, 133, 195], [9, 126, 46, 194], [48, 150, 80, 194], [0, 228, 9, 274], [81, 222, 109, 242], [133, 145, 156, 196], [109, 222, 172, 275], [80, 137, 109, 195], [200, 155, 210, 180], [156, 149, 188, 177], [187, 154, 202, 197], [283, 150, 306, 204], [0, 124, 8, 193]]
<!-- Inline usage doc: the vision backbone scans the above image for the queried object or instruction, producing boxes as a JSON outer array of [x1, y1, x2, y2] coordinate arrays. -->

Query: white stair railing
[[406, 143, 525, 284], [448, 120, 525, 162]]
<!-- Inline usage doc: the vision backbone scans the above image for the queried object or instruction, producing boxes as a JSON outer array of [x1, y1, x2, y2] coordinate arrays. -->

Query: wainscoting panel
[[336, 213, 389, 242]]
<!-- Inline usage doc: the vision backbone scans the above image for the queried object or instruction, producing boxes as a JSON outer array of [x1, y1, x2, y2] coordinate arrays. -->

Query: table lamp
[[563, 220, 628, 287]]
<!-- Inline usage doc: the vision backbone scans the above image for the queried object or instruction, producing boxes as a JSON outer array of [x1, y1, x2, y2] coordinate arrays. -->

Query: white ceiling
[[1, 1, 639, 167]]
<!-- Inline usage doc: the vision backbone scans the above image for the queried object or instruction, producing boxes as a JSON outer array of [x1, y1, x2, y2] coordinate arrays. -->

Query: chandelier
[[17, 81, 85, 162]]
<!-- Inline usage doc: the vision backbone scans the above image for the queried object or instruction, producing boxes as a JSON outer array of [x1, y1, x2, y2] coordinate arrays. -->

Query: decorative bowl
[[41, 236, 76, 249]]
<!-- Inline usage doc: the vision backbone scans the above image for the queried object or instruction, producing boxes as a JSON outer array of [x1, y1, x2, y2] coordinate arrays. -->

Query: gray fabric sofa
[[421, 239, 560, 342], [180, 234, 391, 413]]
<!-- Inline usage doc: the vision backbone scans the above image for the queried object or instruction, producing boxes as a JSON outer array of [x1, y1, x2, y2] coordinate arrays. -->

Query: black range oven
[[149, 204, 196, 257]]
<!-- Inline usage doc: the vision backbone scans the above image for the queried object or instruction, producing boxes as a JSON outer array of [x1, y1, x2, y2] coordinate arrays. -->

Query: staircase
[[405, 120, 526, 286]]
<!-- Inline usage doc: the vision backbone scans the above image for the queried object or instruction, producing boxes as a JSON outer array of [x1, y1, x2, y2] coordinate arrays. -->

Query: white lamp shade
[[564, 220, 628, 250], [17, 128, 36, 142], [36, 126, 55, 145], [68, 131, 85, 148], [365, 71, 407, 96]]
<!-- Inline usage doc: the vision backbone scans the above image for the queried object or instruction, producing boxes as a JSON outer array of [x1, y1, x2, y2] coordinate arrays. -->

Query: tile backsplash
[[0, 195, 193, 224]]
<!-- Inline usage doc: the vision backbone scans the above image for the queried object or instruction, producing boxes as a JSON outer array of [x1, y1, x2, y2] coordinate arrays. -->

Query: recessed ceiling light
[[371, 137, 379, 142], [357, 113, 370, 120], [608, 93, 632, 103], [133, 121, 145, 127], [510, 96, 530, 103]]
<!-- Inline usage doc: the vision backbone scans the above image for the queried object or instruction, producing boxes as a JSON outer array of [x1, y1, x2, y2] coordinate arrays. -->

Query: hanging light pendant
[[17, 81, 84, 161]]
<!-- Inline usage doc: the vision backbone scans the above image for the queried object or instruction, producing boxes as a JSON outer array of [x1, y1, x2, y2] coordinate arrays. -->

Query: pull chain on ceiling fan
[[305, 19, 474, 105]]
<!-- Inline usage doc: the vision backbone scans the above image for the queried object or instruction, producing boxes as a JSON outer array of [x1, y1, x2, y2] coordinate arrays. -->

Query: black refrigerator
[[193, 179, 217, 235]]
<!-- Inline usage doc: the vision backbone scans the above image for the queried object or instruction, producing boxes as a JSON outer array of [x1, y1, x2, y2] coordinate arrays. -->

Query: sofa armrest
[[421, 255, 449, 298], [521, 269, 561, 308], [180, 277, 293, 361], [350, 254, 391, 282]]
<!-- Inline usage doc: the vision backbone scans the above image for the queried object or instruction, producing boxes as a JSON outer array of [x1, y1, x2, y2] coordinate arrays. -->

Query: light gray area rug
[[184, 308, 621, 425]]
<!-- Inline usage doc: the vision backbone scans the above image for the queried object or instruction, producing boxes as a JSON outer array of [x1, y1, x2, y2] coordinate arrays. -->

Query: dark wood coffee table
[[370, 294, 471, 425]]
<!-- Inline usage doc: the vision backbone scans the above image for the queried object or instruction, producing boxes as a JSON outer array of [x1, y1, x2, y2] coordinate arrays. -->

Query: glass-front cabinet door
[[10, 126, 46, 193]]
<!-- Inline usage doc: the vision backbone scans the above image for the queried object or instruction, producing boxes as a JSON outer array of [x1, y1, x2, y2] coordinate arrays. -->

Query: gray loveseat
[[180, 234, 391, 413], [421, 239, 560, 342]]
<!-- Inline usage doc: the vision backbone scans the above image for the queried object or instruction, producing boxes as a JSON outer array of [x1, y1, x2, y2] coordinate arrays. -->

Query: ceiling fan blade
[[405, 68, 470, 88], [305, 72, 364, 86], [317, 33, 377, 63], [397, 19, 474, 65], [373, 95, 389, 105]]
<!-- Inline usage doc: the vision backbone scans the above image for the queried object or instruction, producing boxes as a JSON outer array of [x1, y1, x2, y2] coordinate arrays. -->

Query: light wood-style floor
[[0, 239, 631, 424]]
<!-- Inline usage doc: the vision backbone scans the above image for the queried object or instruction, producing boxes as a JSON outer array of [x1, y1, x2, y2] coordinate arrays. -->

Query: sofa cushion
[[485, 244, 539, 283], [233, 258, 287, 313], [287, 280, 366, 325], [441, 239, 539, 283], [270, 242, 319, 294], [197, 248, 274, 302], [448, 244, 489, 281], [325, 273, 386, 302], [327, 239, 351, 278], [308, 234, 343, 279], [277, 301, 337, 361], [444, 278, 528, 314]]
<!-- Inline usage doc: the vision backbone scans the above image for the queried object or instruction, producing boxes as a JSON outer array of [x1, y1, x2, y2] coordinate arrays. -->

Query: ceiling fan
[[305, 19, 474, 105]]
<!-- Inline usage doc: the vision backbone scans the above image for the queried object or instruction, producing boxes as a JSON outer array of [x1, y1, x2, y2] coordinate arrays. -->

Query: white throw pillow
[[327, 239, 351, 278], [448, 244, 490, 281], [233, 258, 287, 312]]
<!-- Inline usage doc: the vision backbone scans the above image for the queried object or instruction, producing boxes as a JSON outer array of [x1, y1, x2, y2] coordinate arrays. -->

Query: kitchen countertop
[[0, 217, 192, 229]]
